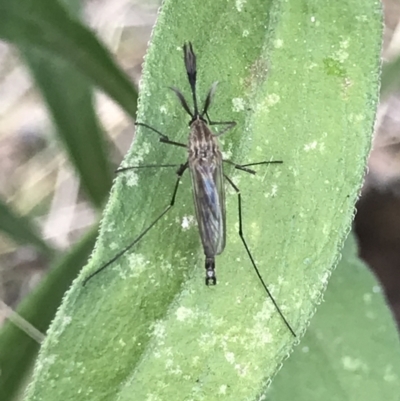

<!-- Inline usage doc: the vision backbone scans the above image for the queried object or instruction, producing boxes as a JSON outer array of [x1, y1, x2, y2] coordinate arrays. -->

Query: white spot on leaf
[[265, 93, 280, 106], [219, 385, 228, 394], [235, 0, 246, 12], [304, 141, 318, 151], [372, 285, 381, 293], [126, 173, 139, 187], [384, 365, 397, 382], [151, 321, 166, 339], [225, 351, 235, 364], [341, 356, 366, 372], [176, 306, 194, 321], [181, 215, 195, 230], [232, 97, 245, 112], [363, 293, 372, 303]]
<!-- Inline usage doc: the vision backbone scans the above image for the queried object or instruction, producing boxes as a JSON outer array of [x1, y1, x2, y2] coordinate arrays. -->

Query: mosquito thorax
[[188, 120, 219, 162]]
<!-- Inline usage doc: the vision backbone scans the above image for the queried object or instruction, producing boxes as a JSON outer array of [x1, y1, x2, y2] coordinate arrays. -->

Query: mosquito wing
[[189, 157, 226, 257]]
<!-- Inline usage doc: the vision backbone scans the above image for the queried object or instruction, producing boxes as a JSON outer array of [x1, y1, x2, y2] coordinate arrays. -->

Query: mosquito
[[83, 43, 295, 337]]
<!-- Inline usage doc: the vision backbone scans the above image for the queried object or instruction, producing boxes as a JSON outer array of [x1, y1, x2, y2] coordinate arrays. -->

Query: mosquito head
[[170, 43, 212, 125], [169, 43, 197, 122], [183, 42, 199, 117], [184, 43, 219, 121]]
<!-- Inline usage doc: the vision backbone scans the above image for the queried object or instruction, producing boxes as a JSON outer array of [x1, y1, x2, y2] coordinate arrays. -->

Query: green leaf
[[24, 0, 382, 400], [0, 197, 54, 257], [0, 0, 138, 120], [0, 225, 98, 401], [267, 234, 400, 401]]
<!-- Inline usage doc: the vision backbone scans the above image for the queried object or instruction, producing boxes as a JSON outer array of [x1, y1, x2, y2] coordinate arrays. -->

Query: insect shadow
[[83, 42, 295, 337]]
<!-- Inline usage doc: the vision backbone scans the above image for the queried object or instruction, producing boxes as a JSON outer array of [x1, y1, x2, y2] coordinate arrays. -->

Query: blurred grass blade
[[0, 225, 98, 401], [0, 301, 45, 344], [22, 0, 382, 400], [0, 0, 138, 120], [0, 197, 54, 257], [267, 234, 400, 400], [17, 0, 111, 207], [381, 55, 400, 97], [22, 48, 112, 207]]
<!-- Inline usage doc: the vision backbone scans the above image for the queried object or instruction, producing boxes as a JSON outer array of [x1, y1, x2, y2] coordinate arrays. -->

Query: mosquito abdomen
[[205, 257, 216, 285]]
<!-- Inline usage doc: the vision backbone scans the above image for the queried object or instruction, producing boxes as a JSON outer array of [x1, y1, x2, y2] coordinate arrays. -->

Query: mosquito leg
[[223, 160, 256, 175], [239, 161, 283, 168], [204, 114, 237, 137], [212, 122, 237, 137], [115, 164, 182, 174], [135, 122, 187, 148], [223, 174, 296, 337], [82, 162, 189, 286], [223, 160, 283, 175]]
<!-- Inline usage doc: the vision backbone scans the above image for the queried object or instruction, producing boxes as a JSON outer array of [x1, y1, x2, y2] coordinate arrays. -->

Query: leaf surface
[[24, 1, 382, 400]]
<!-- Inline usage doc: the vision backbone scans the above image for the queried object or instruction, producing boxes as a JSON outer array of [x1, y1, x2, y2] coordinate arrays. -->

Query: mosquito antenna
[[170, 86, 194, 118], [183, 42, 199, 116], [202, 81, 218, 117]]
